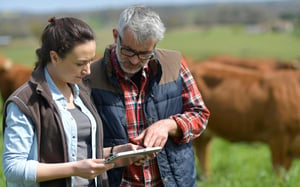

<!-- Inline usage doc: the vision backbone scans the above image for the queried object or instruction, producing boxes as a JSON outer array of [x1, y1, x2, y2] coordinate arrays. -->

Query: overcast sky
[[0, 0, 286, 13]]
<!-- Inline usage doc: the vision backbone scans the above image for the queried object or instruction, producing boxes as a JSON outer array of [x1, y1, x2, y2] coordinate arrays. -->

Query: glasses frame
[[118, 35, 155, 61]]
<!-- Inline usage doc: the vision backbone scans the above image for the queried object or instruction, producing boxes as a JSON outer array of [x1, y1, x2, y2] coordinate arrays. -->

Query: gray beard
[[115, 48, 148, 76]]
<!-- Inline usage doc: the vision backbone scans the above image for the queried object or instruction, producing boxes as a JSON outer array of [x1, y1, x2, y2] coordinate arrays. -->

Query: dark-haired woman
[[2, 17, 141, 187]]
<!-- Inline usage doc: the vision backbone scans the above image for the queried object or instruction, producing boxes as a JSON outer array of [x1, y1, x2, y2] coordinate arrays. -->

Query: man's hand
[[133, 119, 179, 147]]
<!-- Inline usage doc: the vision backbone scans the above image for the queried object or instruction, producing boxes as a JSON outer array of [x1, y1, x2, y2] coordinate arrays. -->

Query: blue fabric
[[92, 66, 196, 187]]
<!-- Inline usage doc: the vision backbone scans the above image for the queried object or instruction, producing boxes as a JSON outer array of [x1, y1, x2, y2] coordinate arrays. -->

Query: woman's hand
[[36, 159, 114, 182], [73, 159, 114, 179], [132, 153, 156, 166]]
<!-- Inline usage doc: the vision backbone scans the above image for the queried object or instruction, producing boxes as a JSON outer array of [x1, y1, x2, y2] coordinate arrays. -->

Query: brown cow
[[0, 54, 32, 106], [190, 60, 300, 179], [209, 54, 299, 71]]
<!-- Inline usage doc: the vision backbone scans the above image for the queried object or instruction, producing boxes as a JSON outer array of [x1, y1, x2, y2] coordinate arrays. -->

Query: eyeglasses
[[118, 35, 154, 61]]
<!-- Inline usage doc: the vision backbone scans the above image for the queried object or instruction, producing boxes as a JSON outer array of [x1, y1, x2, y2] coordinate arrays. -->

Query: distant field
[[159, 26, 300, 61], [1, 26, 299, 65], [1, 26, 300, 186]]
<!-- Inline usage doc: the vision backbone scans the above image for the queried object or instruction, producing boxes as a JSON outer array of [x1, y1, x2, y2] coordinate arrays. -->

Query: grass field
[[1, 26, 299, 66], [160, 26, 300, 61], [1, 25, 300, 186]]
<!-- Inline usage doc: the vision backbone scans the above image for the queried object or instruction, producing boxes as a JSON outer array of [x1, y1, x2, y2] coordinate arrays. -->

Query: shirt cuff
[[170, 116, 192, 144], [24, 160, 38, 183]]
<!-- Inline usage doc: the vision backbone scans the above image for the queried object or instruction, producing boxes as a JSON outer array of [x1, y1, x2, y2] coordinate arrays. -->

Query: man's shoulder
[[155, 48, 182, 57], [154, 48, 183, 84], [91, 57, 104, 71]]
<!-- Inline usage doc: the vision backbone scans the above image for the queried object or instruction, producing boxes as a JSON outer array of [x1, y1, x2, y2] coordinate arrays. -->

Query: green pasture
[[1, 26, 299, 66], [160, 26, 300, 61], [1, 26, 300, 186]]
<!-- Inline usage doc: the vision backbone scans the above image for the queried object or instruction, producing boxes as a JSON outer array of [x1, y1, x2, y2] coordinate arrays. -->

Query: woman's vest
[[3, 67, 109, 187]]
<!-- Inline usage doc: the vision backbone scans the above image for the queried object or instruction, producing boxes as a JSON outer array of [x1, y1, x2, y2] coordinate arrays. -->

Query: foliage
[[1, 1, 300, 38]]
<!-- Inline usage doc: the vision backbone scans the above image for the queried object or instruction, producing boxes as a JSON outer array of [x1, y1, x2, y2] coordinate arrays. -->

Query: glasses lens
[[121, 48, 135, 57], [139, 53, 153, 60]]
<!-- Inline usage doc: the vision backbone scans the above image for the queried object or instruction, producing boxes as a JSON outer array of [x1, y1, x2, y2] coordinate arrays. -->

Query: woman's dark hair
[[35, 17, 95, 69]]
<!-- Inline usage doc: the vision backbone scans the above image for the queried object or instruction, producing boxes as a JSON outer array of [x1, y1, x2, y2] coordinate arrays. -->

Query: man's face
[[115, 30, 156, 77]]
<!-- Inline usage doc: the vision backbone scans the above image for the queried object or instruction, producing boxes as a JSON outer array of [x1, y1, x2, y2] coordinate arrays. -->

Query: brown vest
[[3, 67, 109, 187]]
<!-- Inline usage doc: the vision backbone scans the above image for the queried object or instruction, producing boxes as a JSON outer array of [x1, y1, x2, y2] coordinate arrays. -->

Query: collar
[[44, 67, 79, 102]]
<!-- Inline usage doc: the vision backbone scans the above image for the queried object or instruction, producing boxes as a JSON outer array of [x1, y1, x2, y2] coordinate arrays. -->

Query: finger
[[105, 163, 115, 170], [134, 158, 146, 166], [134, 162, 143, 166], [133, 131, 145, 145], [146, 153, 155, 160], [143, 131, 155, 147], [136, 145, 146, 149], [156, 137, 166, 148], [93, 159, 105, 164], [148, 133, 163, 147], [92, 159, 113, 170]]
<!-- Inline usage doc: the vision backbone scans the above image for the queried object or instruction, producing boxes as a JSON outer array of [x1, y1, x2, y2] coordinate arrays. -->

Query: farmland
[[1, 24, 300, 186]]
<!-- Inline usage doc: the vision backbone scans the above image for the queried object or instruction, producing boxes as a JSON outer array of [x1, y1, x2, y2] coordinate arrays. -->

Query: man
[[84, 5, 210, 187]]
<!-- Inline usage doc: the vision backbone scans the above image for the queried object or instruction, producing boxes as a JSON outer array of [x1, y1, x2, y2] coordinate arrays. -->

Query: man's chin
[[121, 66, 141, 77]]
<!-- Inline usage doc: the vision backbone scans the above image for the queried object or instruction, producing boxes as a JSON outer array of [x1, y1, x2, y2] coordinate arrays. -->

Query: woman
[[2, 17, 141, 187]]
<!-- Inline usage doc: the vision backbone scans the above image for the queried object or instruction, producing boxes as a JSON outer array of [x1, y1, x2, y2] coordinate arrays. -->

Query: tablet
[[104, 146, 162, 168]]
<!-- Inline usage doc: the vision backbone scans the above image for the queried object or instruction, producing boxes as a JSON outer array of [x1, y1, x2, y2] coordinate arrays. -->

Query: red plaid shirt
[[111, 48, 209, 187]]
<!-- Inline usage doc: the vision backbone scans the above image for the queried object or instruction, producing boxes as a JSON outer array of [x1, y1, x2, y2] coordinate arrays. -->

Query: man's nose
[[128, 55, 140, 65]]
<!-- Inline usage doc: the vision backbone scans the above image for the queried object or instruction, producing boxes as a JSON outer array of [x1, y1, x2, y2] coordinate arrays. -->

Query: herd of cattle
[[187, 55, 300, 178], [1, 52, 300, 178]]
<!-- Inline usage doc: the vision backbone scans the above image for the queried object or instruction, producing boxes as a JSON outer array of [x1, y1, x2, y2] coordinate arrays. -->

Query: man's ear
[[49, 50, 59, 65], [113, 28, 118, 43]]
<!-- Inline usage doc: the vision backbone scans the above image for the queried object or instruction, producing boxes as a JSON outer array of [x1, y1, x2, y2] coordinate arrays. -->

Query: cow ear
[[49, 50, 59, 65], [4, 59, 13, 71]]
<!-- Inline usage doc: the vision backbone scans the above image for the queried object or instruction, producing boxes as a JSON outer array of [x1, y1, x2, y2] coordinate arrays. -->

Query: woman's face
[[50, 40, 96, 84]]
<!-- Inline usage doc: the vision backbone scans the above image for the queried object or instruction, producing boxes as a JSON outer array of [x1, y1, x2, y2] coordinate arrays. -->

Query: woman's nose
[[82, 63, 91, 75]]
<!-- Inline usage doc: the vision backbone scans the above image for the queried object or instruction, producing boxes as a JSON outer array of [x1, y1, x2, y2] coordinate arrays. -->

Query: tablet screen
[[104, 146, 162, 168]]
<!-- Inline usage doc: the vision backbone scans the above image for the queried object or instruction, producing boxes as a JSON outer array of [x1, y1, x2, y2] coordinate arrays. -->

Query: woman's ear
[[49, 50, 59, 65]]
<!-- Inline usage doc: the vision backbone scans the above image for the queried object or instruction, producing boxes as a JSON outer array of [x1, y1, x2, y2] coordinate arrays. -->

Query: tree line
[[0, 0, 299, 38]]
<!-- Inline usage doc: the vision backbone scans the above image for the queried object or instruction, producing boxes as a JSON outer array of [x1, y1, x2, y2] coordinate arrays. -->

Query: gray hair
[[117, 5, 166, 44]]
